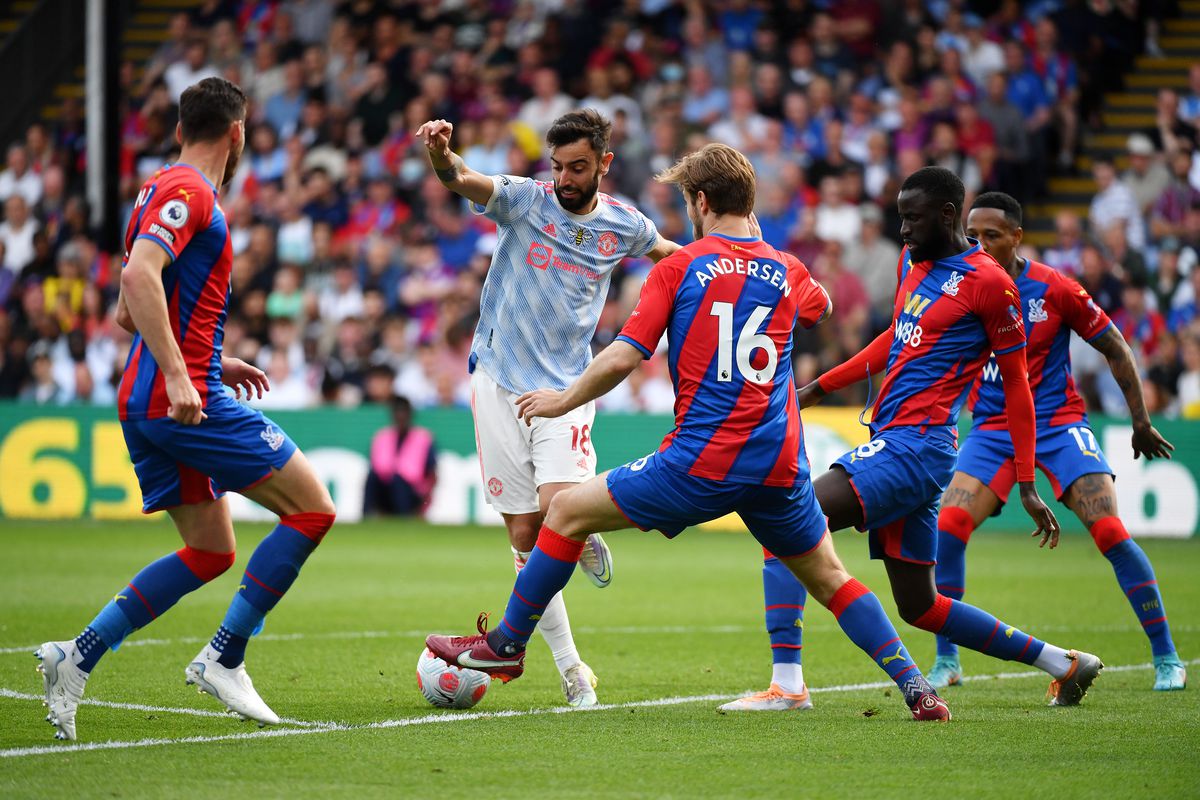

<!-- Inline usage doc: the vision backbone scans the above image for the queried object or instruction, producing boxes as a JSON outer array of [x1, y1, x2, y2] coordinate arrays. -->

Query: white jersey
[[469, 174, 659, 394]]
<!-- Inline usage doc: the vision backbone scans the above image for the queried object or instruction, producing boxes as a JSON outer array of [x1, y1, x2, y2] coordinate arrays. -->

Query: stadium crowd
[[1, 0, 1200, 418]]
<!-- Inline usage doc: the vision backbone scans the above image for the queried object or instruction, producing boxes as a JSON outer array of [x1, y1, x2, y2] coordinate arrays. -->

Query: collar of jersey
[[709, 233, 760, 243], [171, 162, 217, 193], [553, 193, 603, 223]]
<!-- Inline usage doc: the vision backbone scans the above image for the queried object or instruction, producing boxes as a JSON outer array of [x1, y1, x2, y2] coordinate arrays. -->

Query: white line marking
[[0, 689, 327, 729], [2, 657, 1194, 760], [3, 622, 1192, 656]]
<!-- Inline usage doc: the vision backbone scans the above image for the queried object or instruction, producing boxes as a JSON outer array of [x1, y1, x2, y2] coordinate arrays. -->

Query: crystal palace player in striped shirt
[[35, 78, 336, 740], [926, 192, 1185, 692], [426, 144, 951, 721], [792, 168, 1103, 707]]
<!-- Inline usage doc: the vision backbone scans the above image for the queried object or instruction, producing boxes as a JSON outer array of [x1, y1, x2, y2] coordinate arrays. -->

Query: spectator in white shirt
[[961, 17, 1004, 87], [164, 38, 220, 105], [814, 174, 863, 246], [319, 261, 366, 325], [0, 196, 38, 272], [1090, 157, 1145, 250], [708, 86, 771, 153], [0, 145, 43, 208], [517, 68, 574, 141]]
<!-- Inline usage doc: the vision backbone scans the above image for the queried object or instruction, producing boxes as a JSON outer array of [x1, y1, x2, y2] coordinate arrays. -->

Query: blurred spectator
[[164, 37, 220, 104], [0, 196, 38, 273], [1178, 332, 1200, 418], [813, 175, 861, 247], [844, 203, 901, 320], [1043, 210, 1085, 275], [1123, 134, 1170, 217], [0, 145, 43, 207], [978, 73, 1030, 201], [1078, 243, 1125, 316], [1112, 278, 1166, 365], [19, 340, 64, 404], [364, 394, 437, 516], [1150, 148, 1200, 241], [1090, 157, 1145, 250]]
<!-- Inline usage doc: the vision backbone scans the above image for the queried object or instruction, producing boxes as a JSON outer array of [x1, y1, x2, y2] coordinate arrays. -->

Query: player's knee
[[894, 590, 940, 627], [938, 506, 977, 544], [282, 511, 336, 545], [1088, 516, 1130, 555], [903, 594, 953, 631], [542, 490, 578, 536], [176, 545, 236, 582]]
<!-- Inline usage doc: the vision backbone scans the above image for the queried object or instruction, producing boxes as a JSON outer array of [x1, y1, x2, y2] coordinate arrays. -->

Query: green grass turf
[[1, 520, 1198, 798]]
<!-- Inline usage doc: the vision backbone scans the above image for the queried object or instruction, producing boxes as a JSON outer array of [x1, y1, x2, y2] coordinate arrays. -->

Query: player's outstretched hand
[[1131, 423, 1173, 460], [516, 389, 568, 426], [1018, 482, 1060, 549], [416, 119, 453, 157], [222, 356, 270, 401], [166, 373, 206, 426], [795, 379, 826, 409]]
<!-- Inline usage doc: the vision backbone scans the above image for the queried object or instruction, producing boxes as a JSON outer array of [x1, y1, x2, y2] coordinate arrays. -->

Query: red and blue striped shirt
[[617, 234, 831, 487], [117, 164, 232, 421]]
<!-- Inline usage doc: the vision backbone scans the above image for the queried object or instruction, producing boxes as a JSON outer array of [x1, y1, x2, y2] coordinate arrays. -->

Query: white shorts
[[470, 367, 597, 515]]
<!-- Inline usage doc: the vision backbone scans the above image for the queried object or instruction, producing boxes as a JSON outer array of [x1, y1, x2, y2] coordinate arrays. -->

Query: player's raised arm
[[416, 119, 497, 207], [121, 239, 204, 424], [1088, 326, 1174, 460]]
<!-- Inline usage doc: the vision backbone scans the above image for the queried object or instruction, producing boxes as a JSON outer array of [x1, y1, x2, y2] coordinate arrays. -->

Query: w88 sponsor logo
[[894, 320, 923, 348]]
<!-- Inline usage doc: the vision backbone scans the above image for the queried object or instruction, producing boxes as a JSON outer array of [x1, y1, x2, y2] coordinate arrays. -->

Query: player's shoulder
[[964, 250, 1016, 289], [1032, 260, 1086, 296]]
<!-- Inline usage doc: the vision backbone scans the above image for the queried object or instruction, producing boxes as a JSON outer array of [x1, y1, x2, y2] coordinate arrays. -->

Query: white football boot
[[717, 683, 813, 713], [35, 640, 89, 741], [561, 662, 599, 707], [185, 645, 280, 725], [577, 534, 613, 588]]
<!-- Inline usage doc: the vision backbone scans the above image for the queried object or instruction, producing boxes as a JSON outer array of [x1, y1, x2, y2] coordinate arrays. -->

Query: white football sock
[[1033, 643, 1075, 679], [513, 548, 581, 675], [771, 662, 805, 694]]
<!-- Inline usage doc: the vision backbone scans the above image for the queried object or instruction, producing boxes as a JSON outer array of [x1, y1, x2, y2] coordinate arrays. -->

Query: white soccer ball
[[416, 647, 491, 709]]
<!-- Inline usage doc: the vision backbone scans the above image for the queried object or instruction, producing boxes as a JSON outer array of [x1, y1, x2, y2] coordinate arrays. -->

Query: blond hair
[[656, 143, 756, 217]]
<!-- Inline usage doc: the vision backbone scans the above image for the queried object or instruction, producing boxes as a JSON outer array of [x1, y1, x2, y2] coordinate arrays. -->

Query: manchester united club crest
[[488, 477, 503, 497], [597, 231, 619, 257]]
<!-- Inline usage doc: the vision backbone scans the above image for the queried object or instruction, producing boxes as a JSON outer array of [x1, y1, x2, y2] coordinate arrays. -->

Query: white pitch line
[[3, 622, 1193, 656], [0, 689, 329, 729], [2, 656, 1194, 760]]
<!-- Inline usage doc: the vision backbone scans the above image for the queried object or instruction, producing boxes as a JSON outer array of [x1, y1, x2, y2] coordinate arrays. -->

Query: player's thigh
[[242, 447, 335, 518], [738, 481, 829, 562], [543, 471, 631, 538], [1062, 472, 1118, 529], [471, 370, 538, 515], [605, 452, 744, 539], [813, 467, 865, 532], [168, 496, 235, 553], [530, 400, 597, 492], [122, 419, 221, 513], [1039, 423, 1116, 516], [940, 472, 1002, 527], [146, 398, 300, 504]]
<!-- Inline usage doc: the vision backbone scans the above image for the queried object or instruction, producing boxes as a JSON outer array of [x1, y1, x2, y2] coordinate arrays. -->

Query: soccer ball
[[416, 647, 491, 709]]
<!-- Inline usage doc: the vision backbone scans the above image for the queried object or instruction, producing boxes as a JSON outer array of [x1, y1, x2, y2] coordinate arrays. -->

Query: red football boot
[[910, 692, 952, 722], [425, 613, 525, 683]]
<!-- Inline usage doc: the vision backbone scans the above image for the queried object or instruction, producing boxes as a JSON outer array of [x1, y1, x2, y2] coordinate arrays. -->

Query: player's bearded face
[[222, 120, 246, 186], [554, 163, 601, 212], [685, 193, 704, 239]]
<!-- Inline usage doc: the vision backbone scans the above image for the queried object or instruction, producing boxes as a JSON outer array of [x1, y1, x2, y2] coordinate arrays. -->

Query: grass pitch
[[1, 520, 1198, 798]]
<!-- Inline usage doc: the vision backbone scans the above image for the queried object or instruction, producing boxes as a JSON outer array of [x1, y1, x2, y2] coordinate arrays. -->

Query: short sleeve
[[468, 174, 541, 225], [977, 272, 1027, 356], [627, 211, 660, 259], [616, 255, 684, 358], [787, 255, 832, 329], [1056, 275, 1113, 342], [134, 179, 211, 262]]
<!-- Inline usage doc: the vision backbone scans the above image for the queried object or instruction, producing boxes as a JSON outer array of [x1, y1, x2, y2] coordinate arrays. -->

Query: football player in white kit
[[417, 109, 680, 706]]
